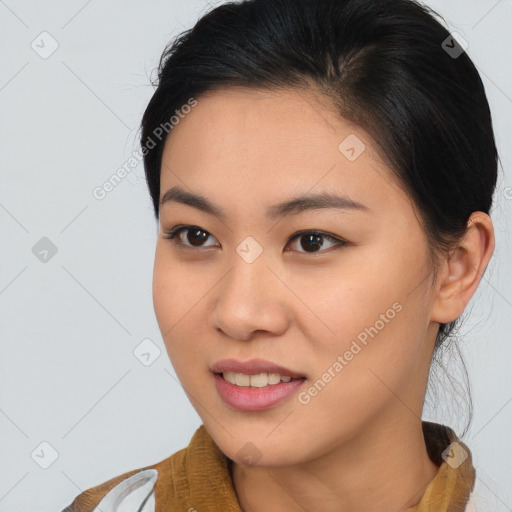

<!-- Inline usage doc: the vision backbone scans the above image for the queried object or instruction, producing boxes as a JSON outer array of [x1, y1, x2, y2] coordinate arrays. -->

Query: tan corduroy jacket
[[62, 421, 475, 512]]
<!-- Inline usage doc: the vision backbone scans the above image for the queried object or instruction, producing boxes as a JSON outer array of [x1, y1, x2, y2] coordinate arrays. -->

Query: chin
[[207, 425, 304, 468]]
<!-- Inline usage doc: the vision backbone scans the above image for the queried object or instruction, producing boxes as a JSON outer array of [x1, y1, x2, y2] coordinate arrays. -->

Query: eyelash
[[161, 224, 347, 254]]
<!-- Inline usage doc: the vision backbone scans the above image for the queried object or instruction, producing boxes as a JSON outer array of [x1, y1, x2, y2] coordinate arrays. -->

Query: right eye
[[162, 225, 220, 249]]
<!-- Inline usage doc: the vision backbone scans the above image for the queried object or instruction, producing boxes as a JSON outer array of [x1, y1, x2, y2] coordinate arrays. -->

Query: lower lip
[[213, 373, 306, 411]]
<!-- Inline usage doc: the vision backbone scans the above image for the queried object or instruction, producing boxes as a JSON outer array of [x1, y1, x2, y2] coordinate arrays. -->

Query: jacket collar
[[184, 421, 475, 512]]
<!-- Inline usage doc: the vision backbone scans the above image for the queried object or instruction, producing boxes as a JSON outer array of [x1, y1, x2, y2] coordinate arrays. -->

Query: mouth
[[211, 358, 307, 411], [210, 358, 306, 380], [214, 371, 306, 388]]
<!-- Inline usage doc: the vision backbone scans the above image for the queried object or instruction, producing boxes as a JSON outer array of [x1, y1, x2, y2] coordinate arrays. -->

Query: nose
[[209, 250, 289, 341]]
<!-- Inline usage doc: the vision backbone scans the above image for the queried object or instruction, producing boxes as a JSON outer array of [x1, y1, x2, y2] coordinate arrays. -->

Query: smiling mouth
[[215, 371, 306, 388]]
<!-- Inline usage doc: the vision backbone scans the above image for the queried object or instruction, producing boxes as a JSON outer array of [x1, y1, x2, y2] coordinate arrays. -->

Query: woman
[[62, 0, 497, 510]]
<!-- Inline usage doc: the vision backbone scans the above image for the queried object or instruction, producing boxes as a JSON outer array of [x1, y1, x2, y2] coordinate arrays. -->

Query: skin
[[152, 86, 495, 512]]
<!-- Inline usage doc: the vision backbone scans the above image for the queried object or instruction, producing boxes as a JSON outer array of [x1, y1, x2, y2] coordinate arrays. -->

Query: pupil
[[301, 233, 323, 252], [188, 228, 209, 246]]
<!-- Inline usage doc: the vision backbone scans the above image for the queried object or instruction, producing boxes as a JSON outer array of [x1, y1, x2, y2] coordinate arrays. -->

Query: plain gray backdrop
[[1, 1, 511, 510]]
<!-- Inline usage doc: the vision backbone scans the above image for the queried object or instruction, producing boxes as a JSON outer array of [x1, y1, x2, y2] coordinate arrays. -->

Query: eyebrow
[[160, 185, 369, 221]]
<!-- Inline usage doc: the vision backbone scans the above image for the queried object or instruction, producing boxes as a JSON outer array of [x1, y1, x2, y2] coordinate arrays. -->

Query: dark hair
[[140, 0, 498, 432]]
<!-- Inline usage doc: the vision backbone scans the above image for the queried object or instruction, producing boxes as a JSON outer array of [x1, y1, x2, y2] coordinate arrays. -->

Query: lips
[[210, 358, 306, 379]]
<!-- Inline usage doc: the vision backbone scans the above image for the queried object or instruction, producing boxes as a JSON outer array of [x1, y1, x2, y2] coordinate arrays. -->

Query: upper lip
[[211, 358, 306, 379]]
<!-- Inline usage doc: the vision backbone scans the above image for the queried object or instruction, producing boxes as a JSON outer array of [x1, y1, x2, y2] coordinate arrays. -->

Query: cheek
[[295, 298, 428, 441], [152, 252, 189, 359], [152, 252, 173, 333], [152, 248, 199, 330], [289, 243, 431, 380], [152, 250, 210, 374], [281, 253, 407, 345]]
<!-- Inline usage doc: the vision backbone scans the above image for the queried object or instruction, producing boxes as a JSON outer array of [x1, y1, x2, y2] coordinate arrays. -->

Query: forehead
[[159, 86, 409, 218], [165, 86, 351, 152]]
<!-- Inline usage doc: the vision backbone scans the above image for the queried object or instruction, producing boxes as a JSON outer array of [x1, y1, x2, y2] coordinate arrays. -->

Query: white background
[[1, 1, 511, 510]]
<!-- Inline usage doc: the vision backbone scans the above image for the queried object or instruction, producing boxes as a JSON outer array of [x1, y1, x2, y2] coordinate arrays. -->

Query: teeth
[[222, 371, 296, 387], [234, 373, 250, 386]]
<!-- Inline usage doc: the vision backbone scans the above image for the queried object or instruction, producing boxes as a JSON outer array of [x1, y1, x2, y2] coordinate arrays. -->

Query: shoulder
[[61, 424, 240, 512], [61, 444, 189, 512]]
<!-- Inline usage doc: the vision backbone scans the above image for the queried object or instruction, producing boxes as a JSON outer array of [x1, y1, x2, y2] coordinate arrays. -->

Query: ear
[[431, 212, 495, 324]]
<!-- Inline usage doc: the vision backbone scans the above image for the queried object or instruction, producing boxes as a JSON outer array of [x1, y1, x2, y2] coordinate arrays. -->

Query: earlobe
[[431, 212, 495, 324]]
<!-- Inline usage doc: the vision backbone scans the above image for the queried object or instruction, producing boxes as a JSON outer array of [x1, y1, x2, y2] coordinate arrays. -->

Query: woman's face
[[153, 86, 441, 466]]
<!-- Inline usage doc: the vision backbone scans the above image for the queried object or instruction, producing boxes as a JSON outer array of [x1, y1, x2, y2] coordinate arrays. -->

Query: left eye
[[286, 230, 346, 253], [162, 225, 347, 253]]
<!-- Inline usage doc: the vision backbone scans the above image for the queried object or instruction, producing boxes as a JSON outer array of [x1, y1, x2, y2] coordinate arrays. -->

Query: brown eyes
[[162, 225, 347, 254]]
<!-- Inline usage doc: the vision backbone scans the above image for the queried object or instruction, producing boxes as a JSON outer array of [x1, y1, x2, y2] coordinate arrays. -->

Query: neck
[[231, 412, 439, 512]]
